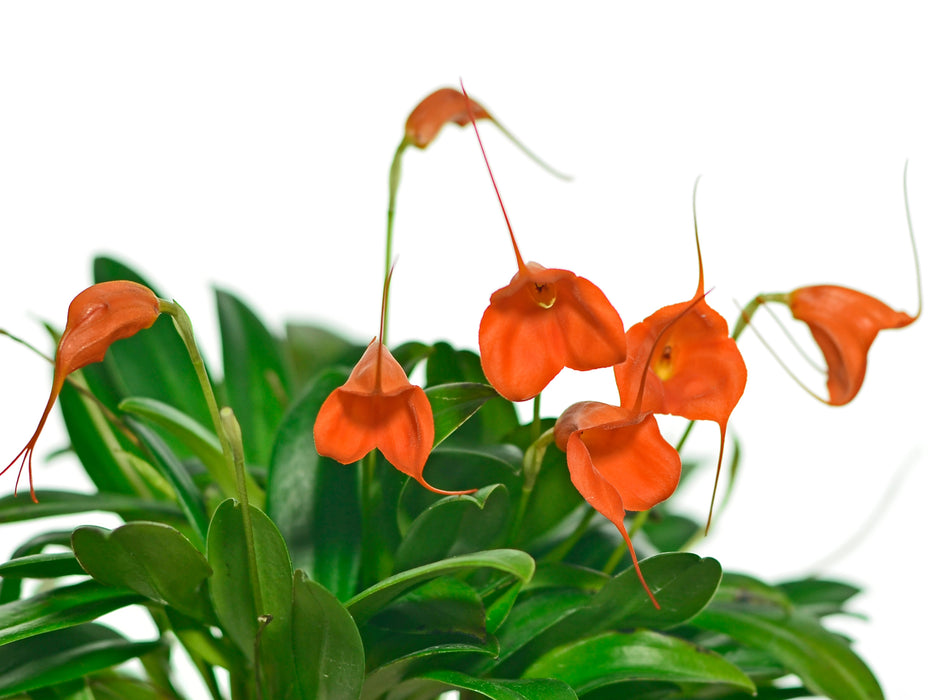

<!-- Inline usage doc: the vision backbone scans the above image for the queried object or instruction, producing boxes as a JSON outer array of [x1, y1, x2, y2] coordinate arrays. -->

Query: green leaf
[[0, 623, 162, 696], [216, 288, 290, 467], [118, 396, 232, 497], [347, 549, 535, 625], [91, 256, 214, 436], [122, 418, 210, 546], [206, 498, 299, 698], [523, 630, 754, 695], [0, 552, 85, 580], [57, 372, 144, 496], [778, 577, 862, 618], [0, 491, 182, 525], [72, 522, 212, 620], [425, 382, 501, 448], [268, 370, 361, 602], [490, 554, 721, 677], [424, 342, 518, 443], [368, 577, 488, 641], [691, 580, 884, 700], [394, 485, 511, 571], [410, 670, 578, 700], [0, 531, 74, 604], [0, 580, 142, 646], [284, 322, 358, 390], [290, 570, 365, 699]]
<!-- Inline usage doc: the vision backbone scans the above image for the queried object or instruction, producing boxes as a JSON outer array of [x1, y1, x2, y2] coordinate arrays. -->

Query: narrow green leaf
[[490, 554, 721, 677], [118, 397, 229, 494], [122, 418, 210, 546], [394, 484, 511, 571], [368, 577, 488, 641], [0, 491, 182, 525], [347, 549, 535, 624], [0, 552, 84, 580], [72, 522, 212, 620], [57, 373, 143, 496], [0, 531, 73, 604], [0, 623, 162, 696], [413, 670, 578, 700], [425, 382, 500, 448], [268, 370, 361, 602], [216, 288, 290, 467], [691, 582, 884, 700], [290, 570, 365, 700], [0, 580, 142, 646], [284, 322, 358, 390], [523, 630, 755, 695]]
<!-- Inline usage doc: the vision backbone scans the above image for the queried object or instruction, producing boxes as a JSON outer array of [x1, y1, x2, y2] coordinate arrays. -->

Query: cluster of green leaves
[[0, 258, 883, 700]]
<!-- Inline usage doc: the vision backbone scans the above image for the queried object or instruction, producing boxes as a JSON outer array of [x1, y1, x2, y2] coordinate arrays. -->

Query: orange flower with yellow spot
[[3, 280, 162, 502], [457, 82, 626, 402], [614, 189, 746, 530]]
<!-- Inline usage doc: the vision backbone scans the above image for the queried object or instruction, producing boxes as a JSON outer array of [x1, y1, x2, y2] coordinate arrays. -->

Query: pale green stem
[[159, 300, 263, 506], [220, 408, 264, 619], [541, 507, 597, 563], [602, 509, 650, 575], [383, 139, 408, 347], [507, 427, 554, 544]]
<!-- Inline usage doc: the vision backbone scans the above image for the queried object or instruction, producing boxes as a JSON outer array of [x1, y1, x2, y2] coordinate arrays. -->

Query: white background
[[1, 3, 931, 698]]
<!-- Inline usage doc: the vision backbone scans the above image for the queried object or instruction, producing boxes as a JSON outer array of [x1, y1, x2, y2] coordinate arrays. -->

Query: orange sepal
[[479, 263, 627, 402], [404, 87, 491, 150], [555, 401, 681, 608], [3, 280, 161, 502], [314, 340, 474, 495], [788, 285, 917, 405]]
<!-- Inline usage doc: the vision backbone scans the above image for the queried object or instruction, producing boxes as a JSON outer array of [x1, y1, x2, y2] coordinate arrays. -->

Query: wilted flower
[[404, 87, 492, 149], [3, 280, 162, 502]]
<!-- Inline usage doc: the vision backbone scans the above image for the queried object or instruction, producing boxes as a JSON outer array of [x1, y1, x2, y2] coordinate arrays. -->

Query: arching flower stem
[[159, 300, 263, 506]]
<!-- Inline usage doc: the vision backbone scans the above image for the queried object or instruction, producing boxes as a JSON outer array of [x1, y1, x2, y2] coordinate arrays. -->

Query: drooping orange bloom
[[459, 82, 627, 402], [614, 199, 746, 530], [314, 271, 474, 495], [3, 280, 162, 502], [555, 401, 681, 609], [786, 285, 917, 405], [404, 87, 491, 149]]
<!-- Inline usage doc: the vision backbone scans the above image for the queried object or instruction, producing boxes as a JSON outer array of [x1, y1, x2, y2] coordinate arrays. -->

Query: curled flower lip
[[480, 262, 628, 402], [314, 339, 474, 496], [3, 280, 161, 502], [788, 285, 917, 405]]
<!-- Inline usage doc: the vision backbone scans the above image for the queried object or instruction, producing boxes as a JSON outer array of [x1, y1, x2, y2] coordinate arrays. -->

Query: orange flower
[[613, 197, 746, 530], [555, 401, 680, 609], [314, 271, 474, 495], [404, 87, 491, 149], [786, 285, 917, 405], [458, 82, 626, 402], [3, 280, 162, 502]]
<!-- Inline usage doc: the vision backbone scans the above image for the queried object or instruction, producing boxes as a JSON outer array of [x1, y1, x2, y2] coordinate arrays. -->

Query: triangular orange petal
[[342, 340, 416, 396], [788, 285, 916, 405]]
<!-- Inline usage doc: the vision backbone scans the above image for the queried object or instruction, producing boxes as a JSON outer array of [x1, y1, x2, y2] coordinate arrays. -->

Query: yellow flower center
[[529, 281, 556, 309], [653, 344, 675, 381]]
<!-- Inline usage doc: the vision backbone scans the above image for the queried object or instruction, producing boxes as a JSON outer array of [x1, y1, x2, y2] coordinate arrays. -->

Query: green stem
[[383, 139, 408, 347], [507, 427, 554, 544], [731, 293, 786, 341], [602, 510, 650, 575], [541, 507, 597, 563], [220, 409, 262, 612], [160, 300, 263, 506]]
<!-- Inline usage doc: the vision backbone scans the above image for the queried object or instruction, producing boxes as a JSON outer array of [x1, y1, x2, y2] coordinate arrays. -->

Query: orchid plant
[[0, 85, 921, 700]]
